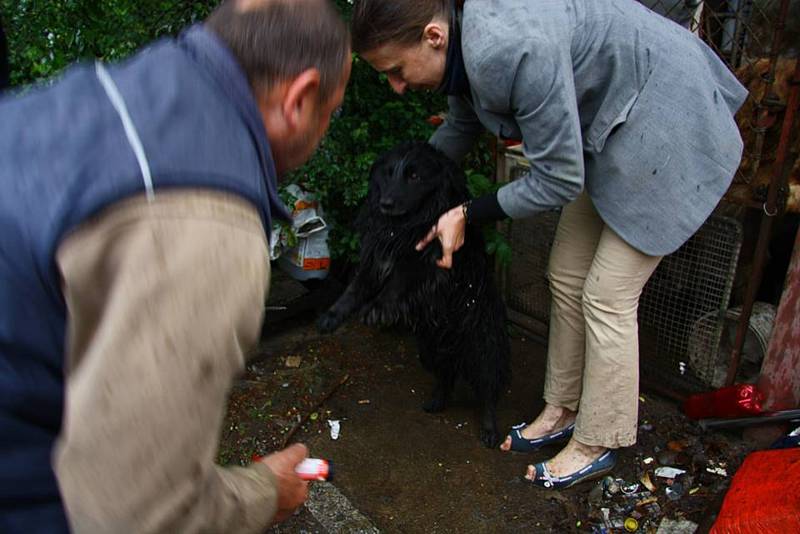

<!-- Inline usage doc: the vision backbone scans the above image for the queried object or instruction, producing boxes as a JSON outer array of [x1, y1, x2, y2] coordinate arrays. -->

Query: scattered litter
[[640, 472, 656, 492], [327, 419, 340, 440], [639, 396, 646, 403], [357, 399, 371, 404], [771, 425, 800, 448], [706, 466, 728, 476], [309, 412, 318, 421], [624, 517, 639, 532], [641, 503, 662, 521], [601, 507, 611, 528], [636, 496, 658, 506], [284, 355, 302, 368], [281, 382, 290, 388], [655, 467, 686, 479], [657, 450, 678, 466], [689, 487, 700, 495], [678, 361, 687, 375], [602, 476, 620, 496], [639, 422, 654, 432], [588, 482, 605, 506], [655, 518, 698, 534], [621, 481, 640, 495], [665, 482, 684, 500], [455, 422, 469, 429], [643, 457, 654, 465], [667, 440, 688, 452]]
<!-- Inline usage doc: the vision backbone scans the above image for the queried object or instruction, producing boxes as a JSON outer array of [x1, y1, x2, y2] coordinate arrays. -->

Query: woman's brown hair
[[351, 0, 449, 54]]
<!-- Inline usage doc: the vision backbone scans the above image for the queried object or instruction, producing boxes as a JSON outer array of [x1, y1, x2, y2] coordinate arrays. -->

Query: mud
[[218, 274, 753, 533]]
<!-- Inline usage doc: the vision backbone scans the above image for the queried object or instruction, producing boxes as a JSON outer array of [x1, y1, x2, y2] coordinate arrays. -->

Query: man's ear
[[282, 68, 321, 131]]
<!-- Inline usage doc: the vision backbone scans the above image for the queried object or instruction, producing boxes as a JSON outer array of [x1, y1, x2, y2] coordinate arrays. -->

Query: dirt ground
[[218, 273, 755, 533]]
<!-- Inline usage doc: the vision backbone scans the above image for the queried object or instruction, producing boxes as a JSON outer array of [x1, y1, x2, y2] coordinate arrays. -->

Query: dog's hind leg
[[469, 337, 509, 448], [418, 340, 456, 413], [477, 389, 501, 448]]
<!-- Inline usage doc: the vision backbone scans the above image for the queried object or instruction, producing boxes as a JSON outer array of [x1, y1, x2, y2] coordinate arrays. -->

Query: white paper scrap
[[328, 419, 341, 440]]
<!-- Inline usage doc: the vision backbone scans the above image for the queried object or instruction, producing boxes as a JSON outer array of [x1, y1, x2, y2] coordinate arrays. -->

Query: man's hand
[[415, 204, 466, 269], [259, 443, 310, 524]]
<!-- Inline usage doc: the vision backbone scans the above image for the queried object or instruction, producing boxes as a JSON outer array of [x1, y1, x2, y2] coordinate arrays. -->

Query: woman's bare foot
[[524, 437, 607, 479], [499, 404, 577, 451]]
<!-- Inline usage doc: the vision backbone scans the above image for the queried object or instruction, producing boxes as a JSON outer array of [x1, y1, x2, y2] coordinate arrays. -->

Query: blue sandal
[[526, 450, 617, 489], [505, 422, 575, 452]]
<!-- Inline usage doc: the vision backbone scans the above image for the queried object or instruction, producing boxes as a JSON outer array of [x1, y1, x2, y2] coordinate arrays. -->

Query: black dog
[[318, 142, 510, 447]]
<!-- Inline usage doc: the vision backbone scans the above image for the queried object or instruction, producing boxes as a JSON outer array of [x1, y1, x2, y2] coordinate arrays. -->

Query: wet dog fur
[[317, 142, 511, 447]]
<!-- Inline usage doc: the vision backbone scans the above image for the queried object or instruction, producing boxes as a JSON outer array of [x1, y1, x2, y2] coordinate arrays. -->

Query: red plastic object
[[710, 448, 800, 534], [426, 115, 444, 127], [683, 384, 764, 420]]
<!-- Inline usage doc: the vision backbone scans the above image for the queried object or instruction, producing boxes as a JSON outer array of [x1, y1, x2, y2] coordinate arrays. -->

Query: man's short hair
[[207, 0, 349, 101]]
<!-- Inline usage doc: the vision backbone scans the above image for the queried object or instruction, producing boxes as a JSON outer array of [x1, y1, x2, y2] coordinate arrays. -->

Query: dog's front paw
[[317, 310, 343, 333], [480, 425, 501, 449]]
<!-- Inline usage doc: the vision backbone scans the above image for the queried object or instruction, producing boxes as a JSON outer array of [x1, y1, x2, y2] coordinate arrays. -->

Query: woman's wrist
[[465, 193, 508, 224]]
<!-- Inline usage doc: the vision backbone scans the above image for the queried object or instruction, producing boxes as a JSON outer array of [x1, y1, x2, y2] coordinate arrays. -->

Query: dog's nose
[[380, 198, 395, 211]]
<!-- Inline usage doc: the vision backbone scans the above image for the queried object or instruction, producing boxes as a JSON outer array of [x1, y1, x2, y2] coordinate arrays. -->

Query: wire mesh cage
[[638, 215, 743, 390]]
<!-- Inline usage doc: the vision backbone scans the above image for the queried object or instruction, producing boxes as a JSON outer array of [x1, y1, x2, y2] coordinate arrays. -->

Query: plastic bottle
[[683, 384, 764, 420]]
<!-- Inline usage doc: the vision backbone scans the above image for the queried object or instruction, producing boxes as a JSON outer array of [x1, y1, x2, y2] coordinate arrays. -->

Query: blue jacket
[[0, 25, 287, 532]]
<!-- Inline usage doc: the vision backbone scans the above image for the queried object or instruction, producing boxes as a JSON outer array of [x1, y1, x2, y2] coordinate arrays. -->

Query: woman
[[351, 0, 746, 488]]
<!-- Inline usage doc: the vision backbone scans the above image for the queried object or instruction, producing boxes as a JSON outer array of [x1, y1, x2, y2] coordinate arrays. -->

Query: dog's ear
[[365, 150, 390, 203]]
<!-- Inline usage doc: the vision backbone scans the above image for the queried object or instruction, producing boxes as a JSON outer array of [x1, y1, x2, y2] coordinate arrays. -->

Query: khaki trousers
[[544, 192, 663, 448]]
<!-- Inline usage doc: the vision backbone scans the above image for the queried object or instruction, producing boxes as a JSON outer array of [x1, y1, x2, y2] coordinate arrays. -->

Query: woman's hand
[[415, 204, 466, 269]]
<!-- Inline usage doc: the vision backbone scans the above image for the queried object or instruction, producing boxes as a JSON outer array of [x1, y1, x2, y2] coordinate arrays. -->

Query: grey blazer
[[430, 0, 748, 255]]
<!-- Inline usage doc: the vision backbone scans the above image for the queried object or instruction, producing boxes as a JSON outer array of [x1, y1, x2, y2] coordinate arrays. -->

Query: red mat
[[711, 448, 800, 533]]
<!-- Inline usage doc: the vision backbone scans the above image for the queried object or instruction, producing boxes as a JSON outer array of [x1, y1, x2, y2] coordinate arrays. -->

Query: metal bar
[[506, 308, 549, 339], [641, 377, 688, 403], [728, 0, 751, 69], [744, 0, 788, 185], [724, 0, 795, 386], [698, 408, 800, 430]]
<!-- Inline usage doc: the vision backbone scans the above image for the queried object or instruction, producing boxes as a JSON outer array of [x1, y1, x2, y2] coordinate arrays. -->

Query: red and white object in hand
[[294, 458, 332, 481]]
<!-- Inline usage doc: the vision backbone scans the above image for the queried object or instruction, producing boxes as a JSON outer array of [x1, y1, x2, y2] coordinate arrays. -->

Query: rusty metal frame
[[726, 0, 800, 385]]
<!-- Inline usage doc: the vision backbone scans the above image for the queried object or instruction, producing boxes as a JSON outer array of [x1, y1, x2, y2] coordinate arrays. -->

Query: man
[[0, 0, 350, 532]]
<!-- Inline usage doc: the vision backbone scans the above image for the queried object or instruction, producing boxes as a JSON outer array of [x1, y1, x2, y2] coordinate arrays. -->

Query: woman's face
[[361, 20, 448, 95]]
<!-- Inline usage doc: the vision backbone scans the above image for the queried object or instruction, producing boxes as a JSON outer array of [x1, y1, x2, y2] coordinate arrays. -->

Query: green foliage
[[465, 167, 512, 267], [1, 0, 508, 263], [1, 0, 216, 86]]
